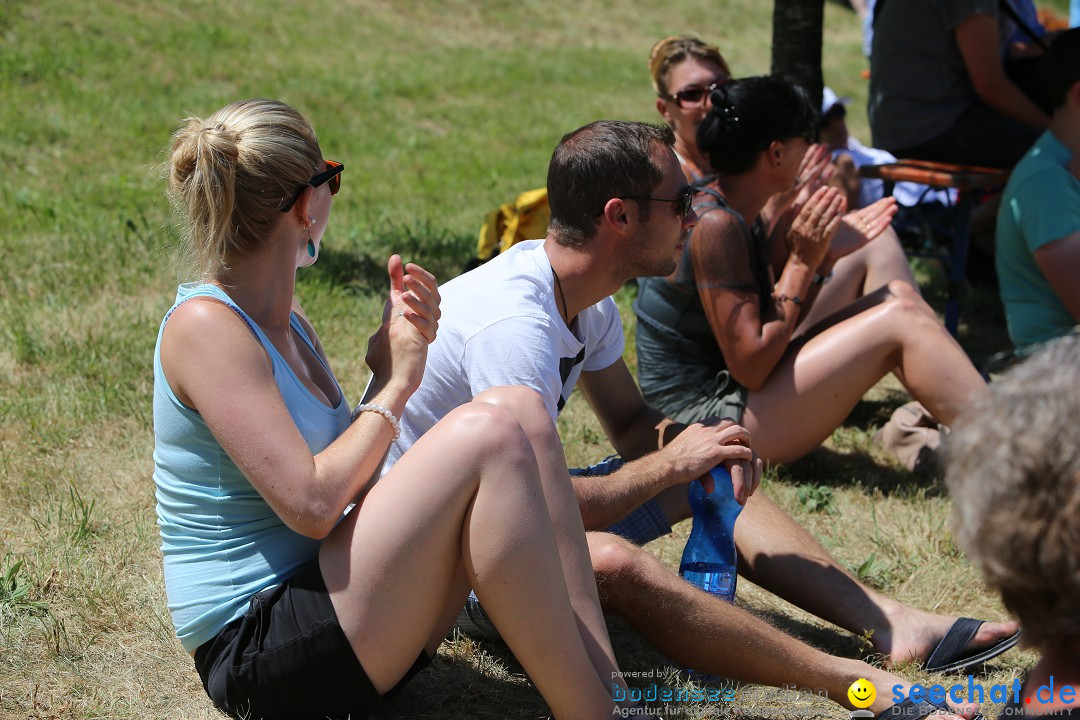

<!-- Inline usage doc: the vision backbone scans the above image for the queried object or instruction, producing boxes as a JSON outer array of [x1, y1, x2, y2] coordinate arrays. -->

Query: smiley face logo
[[848, 678, 876, 709]]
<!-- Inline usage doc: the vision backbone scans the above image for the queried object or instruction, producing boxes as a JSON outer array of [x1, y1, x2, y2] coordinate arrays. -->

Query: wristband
[[812, 271, 833, 286], [774, 293, 802, 306], [351, 403, 401, 439]]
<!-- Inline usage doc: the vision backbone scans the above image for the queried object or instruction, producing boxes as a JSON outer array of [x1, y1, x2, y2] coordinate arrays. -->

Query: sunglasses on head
[[618, 185, 695, 220], [278, 160, 344, 212], [667, 78, 727, 109]]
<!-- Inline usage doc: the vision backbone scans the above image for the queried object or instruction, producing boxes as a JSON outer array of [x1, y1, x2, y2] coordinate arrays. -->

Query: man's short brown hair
[[546, 120, 675, 248]]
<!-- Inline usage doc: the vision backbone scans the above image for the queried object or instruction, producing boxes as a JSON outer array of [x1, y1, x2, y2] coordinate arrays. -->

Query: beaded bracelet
[[774, 293, 802, 306], [351, 403, 401, 439]]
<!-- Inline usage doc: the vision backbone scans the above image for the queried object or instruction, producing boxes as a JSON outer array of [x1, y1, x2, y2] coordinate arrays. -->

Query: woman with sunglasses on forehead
[[635, 76, 988, 463], [648, 35, 915, 334], [154, 98, 630, 720]]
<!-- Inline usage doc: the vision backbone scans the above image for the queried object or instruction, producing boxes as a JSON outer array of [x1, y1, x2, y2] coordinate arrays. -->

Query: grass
[[0, 0, 1053, 718]]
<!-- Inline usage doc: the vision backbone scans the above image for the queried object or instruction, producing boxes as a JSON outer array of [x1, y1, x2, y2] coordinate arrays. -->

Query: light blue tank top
[[152, 283, 351, 652]]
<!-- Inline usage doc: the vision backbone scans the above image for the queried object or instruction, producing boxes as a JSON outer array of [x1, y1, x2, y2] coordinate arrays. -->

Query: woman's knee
[[438, 401, 534, 469], [883, 280, 938, 322], [472, 386, 552, 434]]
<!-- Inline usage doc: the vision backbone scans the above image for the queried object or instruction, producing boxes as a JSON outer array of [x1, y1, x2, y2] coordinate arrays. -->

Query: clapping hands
[[827, 196, 899, 262], [787, 186, 847, 270], [364, 255, 441, 394]]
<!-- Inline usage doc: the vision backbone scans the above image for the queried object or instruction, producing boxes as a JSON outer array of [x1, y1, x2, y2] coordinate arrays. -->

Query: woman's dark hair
[[697, 75, 818, 175]]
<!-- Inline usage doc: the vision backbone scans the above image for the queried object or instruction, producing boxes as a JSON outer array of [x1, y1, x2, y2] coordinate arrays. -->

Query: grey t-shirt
[[868, 0, 1001, 151]]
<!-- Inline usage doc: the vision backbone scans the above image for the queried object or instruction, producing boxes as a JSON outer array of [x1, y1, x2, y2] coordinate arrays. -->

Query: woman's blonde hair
[[648, 35, 732, 98], [167, 98, 322, 279]]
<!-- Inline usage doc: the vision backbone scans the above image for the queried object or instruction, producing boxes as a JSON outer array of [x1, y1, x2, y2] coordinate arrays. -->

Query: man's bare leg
[[589, 532, 976, 716], [730, 491, 1018, 665]]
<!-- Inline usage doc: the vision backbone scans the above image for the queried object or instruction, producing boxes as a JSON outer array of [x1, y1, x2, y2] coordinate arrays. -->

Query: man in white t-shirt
[[385, 120, 1019, 711]]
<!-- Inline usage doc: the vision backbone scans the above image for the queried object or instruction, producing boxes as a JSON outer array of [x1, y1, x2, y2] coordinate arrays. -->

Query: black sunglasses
[[666, 78, 726, 109], [620, 186, 695, 220], [278, 160, 344, 212]]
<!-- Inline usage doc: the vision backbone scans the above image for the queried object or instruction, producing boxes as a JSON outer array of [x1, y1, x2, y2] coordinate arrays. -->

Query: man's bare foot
[[872, 604, 1019, 669]]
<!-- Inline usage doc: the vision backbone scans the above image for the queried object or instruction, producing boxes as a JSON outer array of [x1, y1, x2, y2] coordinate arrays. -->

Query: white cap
[[821, 86, 850, 115]]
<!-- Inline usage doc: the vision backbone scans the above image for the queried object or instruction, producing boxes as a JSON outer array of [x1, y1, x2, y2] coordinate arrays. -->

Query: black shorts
[[193, 557, 430, 720]]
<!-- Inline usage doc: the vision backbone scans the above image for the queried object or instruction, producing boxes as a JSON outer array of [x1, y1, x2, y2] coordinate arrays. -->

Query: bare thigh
[[744, 294, 916, 463], [318, 403, 535, 693]]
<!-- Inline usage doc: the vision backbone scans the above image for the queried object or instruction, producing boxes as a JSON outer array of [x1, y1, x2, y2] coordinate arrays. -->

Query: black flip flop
[[925, 617, 1022, 674]]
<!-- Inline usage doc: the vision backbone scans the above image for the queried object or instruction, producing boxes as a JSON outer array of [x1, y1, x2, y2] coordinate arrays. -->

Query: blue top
[[152, 283, 351, 652], [996, 131, 1080, 351]]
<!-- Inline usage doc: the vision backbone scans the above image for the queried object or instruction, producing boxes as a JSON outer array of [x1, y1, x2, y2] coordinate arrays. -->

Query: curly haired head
[[947, 333, 1080, 652]]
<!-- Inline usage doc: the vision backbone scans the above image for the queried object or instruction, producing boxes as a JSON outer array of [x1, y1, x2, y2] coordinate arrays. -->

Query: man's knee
[[589, 532, 647, 582], [587, 532, 658, 608]]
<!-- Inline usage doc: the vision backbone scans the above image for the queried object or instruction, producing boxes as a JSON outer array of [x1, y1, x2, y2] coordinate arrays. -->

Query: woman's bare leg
[[797, 229, 917, 333], [474, 386, 629, 698], [319, 401, 616, 719], [745, 280, 985, 464]]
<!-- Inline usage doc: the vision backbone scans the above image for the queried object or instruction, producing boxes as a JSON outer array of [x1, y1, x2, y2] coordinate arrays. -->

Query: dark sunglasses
[[667, 78, 726, 109], [278, 160, 344, 212], [619, 186, 695, 220]]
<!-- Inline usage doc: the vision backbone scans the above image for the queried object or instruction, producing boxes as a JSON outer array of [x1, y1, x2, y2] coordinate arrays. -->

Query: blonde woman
[[154, 98, 631, 719]]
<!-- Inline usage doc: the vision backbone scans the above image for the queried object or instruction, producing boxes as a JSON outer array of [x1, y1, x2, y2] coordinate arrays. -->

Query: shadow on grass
[[371, 643, 549, 719], [841, 395, 909, 433], [372, 619, 684, 719], [782, 446, 941, 497], [744, 603, 867, 661], [304, 219, 477, 295], [304, 246, 388, 294]]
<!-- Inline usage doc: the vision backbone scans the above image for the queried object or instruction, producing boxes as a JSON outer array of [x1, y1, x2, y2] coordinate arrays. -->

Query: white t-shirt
[[384, 239, 625, 471]]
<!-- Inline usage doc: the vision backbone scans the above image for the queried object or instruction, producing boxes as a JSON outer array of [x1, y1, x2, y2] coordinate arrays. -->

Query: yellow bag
[[476, 187, 550, 261]]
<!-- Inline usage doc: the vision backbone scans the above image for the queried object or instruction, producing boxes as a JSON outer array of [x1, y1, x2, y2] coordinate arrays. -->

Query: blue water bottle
[[679, 466, 742, 604]]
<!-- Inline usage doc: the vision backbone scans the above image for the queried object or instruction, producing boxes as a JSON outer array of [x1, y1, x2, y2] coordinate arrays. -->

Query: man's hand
[[660, 421, 762, 504]]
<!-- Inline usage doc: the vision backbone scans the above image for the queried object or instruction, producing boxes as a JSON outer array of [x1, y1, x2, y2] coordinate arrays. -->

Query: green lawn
[[0, 1, 1055, 718]]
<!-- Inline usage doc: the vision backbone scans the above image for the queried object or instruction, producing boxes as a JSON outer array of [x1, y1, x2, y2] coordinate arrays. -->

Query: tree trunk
[[771, 0, 825, 112]]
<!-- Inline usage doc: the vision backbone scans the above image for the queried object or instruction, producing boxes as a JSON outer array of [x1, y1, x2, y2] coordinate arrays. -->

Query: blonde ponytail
[[166, 99, 322, 279]]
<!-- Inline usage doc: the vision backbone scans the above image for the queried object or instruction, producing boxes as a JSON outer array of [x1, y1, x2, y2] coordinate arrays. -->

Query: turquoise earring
[[306, 218, 317, 257]]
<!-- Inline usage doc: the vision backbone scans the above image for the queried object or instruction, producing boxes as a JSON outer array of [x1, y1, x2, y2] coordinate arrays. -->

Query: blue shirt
[[152, 283, 351, 652]]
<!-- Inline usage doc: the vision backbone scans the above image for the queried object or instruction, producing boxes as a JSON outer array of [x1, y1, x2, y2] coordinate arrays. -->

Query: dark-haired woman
[[648, 35, 915, 332], [635, 76, 988, 463]]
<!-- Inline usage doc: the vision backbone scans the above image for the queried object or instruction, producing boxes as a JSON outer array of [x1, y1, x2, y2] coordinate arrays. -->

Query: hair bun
[[709, 86, 738, 124]]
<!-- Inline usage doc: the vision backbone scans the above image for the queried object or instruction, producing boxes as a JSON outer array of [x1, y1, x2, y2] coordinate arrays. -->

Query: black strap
[[924, 616, 982, 670], [998, 0, 1049, 52]]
